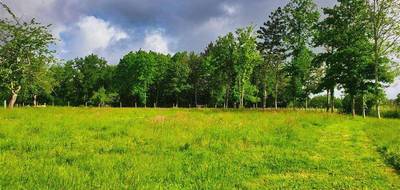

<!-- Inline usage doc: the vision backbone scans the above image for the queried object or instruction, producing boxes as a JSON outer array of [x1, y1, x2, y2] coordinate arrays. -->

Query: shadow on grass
[[377, 146, 400, 175]]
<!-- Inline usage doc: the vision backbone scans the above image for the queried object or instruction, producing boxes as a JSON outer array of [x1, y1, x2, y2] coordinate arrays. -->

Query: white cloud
[[72, 16, 128, 55], [386, 78, 400, 99], [193, 16, 235, 44], [59, 16, 128, 59], [52, 25, 67, 40], [142, 30, 171, 54], [194, 4, 241, 41], [221, 4, 239, 16]]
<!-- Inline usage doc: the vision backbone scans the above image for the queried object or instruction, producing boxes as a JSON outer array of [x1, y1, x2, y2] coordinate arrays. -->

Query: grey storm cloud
[[1, 0, 336, 56]]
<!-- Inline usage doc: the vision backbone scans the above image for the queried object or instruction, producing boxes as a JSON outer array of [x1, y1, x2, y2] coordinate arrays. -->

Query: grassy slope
[[0, 108, 399, 189]]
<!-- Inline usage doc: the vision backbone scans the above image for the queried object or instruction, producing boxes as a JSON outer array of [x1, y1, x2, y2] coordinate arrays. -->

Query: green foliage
[[204, 27, 261, 107], [257, 7, 289, 108], [308, 95, 342, 109], [315, 0, 377, 115], [0, 2, 55, 107], [368, 0, 400, 100], [51, 54, 111, 106], [163, 52, 191, 106], [283, 0, 319, 106], [234, 26, 262, 107], [206, 32, 237, 106], [285, 46, 315, 105], [117, 50, 158, 106], [284, 0, 320, 50], [90, 87, 118, 107], [342, 94, 376, 114]]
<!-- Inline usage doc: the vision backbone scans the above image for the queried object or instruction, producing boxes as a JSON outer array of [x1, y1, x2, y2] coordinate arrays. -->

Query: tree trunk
[[293, 97, 296, 110], [194, 87, 198, 107], [224, 83, 230, 109], [155, 85, 159, 107], [326, 89, 330, 112], [372, 1, 381, 119], [263, 87, 267, 109], [330, 88, 335, 113], [240, 84, 245, 108], [8, 85, 21, 109], [352, 96, 356, 117], [8, 93, 18, 108], [144, 92, 147, 108], [274, 80, 278, 110], [176, 95, 179, 108], [376, 101, 381, 119], [375, 64, 381, 119], [362, 94, 366, 119], [305, 97, 308, 110], [33, 95, 37, 107]]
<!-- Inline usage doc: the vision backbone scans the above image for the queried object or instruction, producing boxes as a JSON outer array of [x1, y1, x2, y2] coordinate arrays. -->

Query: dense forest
[[0, 0, 399, 118]]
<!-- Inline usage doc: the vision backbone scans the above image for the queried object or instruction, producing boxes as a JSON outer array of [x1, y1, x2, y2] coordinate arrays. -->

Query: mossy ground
[[0, 108, 399, 189]]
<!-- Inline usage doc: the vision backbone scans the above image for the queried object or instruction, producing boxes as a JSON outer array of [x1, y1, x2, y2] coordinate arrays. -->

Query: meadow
[[0, 108, 399, 189]]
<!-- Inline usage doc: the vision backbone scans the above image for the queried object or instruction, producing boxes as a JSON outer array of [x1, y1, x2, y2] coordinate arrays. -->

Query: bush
[[308, 95, 342, 109]]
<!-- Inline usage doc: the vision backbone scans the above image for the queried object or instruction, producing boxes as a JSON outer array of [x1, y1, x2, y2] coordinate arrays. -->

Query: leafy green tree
[[285, 45, 315, 107], [26, 58, 55, 106], [368, 0, 400, 118], [150, 52, 171, 107], [234, 26, 262, 108], [321, 0, 374, 116], [188, 52, 207, 106], [202, 42, 226, 107], [50, 62, 80, 105], [205, 33, 237, 107], [116, 50, 157, 106], [91, 87, 118, 107], [252, 60, 274, 108], [0, 2, 55, 108], [284, 0, 319, 50], [50, 55, 113, 106], [284, 0, 319, 107], [314, 6, 341, 112], [163, 52, 191, 107], [75, 54, 109, 104], [257, 7, 288, 109], [309, 95, 342, 109]]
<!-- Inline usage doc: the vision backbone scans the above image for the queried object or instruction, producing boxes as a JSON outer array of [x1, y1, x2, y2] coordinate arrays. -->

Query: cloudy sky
[[1, 0, 399, 98]]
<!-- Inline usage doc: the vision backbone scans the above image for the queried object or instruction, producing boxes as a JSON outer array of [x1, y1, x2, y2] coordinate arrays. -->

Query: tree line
[[1, 0, 399, 118]]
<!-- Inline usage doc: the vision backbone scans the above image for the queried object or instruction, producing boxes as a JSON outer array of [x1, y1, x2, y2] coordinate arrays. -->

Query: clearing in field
[[0, 108, 400, 189]]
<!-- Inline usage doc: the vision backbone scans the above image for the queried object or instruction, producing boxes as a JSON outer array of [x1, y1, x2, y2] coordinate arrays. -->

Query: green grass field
[[0, 108, 399, 189]]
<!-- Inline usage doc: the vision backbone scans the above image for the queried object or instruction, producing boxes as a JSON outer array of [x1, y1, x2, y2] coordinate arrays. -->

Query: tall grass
[[0, 108, 399, 189]]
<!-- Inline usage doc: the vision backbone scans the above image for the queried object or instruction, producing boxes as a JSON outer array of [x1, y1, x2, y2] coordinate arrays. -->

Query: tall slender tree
[[368, 0, 400, 118], [314, 5, 342, 113], [257, 7, 288, 109], [208, 33, 237, 108], [164, 52, 191, 107], [235, 26, 262, 108], [284, 0, 320, 107]]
